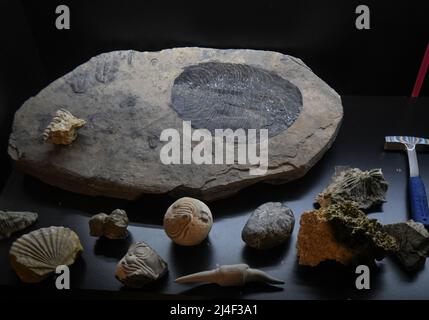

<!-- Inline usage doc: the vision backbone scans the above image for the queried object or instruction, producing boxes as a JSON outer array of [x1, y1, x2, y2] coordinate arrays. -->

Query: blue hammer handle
[[409, 176, 429, 226]]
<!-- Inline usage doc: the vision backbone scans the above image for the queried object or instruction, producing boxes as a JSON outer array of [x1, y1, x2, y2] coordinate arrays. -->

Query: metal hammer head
[[385, 136, 429, 151]]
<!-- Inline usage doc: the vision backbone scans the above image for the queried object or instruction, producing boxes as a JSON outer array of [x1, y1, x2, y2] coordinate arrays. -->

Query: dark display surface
[[1, 96, 429, 299]]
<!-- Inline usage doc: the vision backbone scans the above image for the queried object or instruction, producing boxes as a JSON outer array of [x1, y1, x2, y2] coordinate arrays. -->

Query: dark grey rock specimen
[[384, 220, 429, 271], [172, 62, 303, 137], [8, 48, 343, 201], [242, 202, 295, 249]]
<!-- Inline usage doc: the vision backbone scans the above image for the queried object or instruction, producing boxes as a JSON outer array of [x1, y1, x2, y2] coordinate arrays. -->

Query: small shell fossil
[[115, 242, 168, 288], [9, 226, 83, 283], [89, 209, 128, 239], [175, 264, 284, 287], [163, 197, 213, 246], [316, 167, 388, 209], [0, 211, 38, 240], [43, 109, 86, 145]]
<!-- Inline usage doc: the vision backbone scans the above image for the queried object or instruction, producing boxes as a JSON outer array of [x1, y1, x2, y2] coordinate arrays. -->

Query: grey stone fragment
[[384, 220, 429, 271], [0, 211, 38, 240], [8, 48, 343, 201], [242, 202, 295, 249]]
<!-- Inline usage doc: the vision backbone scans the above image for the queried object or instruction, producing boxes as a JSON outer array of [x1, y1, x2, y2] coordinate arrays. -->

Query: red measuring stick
[[412, 43, 429, 98]]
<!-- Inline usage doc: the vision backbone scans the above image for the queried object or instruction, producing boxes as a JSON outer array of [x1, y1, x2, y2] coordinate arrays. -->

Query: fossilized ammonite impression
[[43, 109, 86, 145], [116, 242, 168, 288], [163, 197, 213, 246], [9, 226, 83, 283], [171, 62, 303, 137]]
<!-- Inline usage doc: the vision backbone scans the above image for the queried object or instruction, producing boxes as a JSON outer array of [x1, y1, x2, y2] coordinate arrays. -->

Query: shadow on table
[[241, 241, 291, 268], [293, 260, 385, 299], [176, 282, 284, 299], [94, 235, 134, 259]]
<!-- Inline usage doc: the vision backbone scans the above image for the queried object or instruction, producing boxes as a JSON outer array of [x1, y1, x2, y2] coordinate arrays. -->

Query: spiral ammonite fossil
[[163, 197, 213, 246]]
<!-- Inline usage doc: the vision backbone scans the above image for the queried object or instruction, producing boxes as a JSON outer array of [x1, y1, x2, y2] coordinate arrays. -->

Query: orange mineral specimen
[[296, 210, 358, 266]]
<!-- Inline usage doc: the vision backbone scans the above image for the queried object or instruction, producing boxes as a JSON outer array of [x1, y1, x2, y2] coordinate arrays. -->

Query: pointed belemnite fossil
[[175, 264, 284, 287], [0, 211, 38, 240]]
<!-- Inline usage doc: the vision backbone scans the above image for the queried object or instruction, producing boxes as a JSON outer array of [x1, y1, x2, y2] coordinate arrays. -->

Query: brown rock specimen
[[297, 202, 398, 267], [89, 209, 129, 239], [42, 109, 86, 145], [297, 210, 359, 267]]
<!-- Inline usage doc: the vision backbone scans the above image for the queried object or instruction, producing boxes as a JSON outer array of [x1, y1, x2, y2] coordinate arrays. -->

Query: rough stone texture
[[316, 167, 388, 210], [241, 202, 295, 249], [324, 202, 398, 261], [89, 209, 129, 240], [297, 203, 399, 267], [8, 48, 343, 201], [296, 210, 360, 267], [0, 211, 38, 240], [384, 220, 429, 271]]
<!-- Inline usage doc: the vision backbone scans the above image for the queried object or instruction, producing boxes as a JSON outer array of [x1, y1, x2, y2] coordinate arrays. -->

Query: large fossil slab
[[8, 48, 342, 200]]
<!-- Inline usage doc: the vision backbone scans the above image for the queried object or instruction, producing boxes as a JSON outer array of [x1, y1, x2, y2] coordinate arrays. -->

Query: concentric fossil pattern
[[9, 226, 83, 283], [8, 47, 343, 200], [163, 197, 213, 246], [0, 211, 38, 240], [116, 242, 168, 288], [171, 62, 303, 137]]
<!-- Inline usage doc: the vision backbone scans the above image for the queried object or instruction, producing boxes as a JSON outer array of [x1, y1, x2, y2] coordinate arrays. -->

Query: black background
[[0, 0, 429, 299]]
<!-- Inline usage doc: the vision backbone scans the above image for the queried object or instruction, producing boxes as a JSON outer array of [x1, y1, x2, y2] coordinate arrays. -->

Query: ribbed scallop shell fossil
[[0, 211, 38, 240], [115, 242, 168, 288], [9, 226, 83, 283], [175, 264, 284, 287], [89, 209, 128, 239], [316, 167, 388, 209], [43, 109, 86, 145], [163, 197, 213, 246]]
